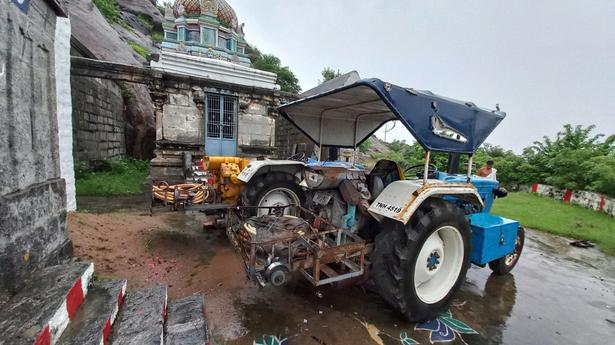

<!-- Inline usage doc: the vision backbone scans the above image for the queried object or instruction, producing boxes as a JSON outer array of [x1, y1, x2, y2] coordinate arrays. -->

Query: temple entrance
[[204, 93, 238, 156]]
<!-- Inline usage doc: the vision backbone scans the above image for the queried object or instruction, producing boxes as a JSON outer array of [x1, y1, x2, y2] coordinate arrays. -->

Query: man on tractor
[[477, 160, 497, 180]]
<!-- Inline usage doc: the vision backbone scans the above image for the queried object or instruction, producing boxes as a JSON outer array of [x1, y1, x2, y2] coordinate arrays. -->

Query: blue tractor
[[233, 78, 524, 322]]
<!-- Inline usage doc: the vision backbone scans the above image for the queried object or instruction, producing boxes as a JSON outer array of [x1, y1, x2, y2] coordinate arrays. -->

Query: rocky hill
[[68, 0, 164, 158]]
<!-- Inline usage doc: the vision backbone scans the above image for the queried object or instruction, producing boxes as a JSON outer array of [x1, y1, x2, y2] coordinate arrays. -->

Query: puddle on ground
[[212, 229, 615, 345], [143, 212, 227, 266]]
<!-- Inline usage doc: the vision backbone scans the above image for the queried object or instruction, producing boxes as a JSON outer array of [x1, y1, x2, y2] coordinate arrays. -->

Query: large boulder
[[116, 0, 164, 28], [68, 0, 155, 159], [69, 0, 144, 64]]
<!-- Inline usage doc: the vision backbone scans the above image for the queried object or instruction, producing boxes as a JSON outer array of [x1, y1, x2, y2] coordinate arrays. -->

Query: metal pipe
[[352, 117, 359, 165], [423, 150, 431, 185], [467, 154, 473, 182], [318, 110, 325, 162]]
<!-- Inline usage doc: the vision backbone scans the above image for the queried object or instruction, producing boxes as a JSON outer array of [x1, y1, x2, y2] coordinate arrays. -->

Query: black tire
[[371, 199, 471, 322], [241, 172, 305, 215], [488, 227, 525, 275], [268, 266, 290, 287]]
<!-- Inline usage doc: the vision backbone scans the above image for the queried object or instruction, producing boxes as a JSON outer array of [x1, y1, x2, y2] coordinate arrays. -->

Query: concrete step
[[109, 286, 167, 345], [0, 261, 94, 345], [57, 279, 127, 345], [164, 295, 209, 345]]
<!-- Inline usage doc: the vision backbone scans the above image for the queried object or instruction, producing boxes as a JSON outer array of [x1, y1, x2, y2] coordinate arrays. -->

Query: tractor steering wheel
[[404, 163, 439, 179], [288, 152, 306, 161]]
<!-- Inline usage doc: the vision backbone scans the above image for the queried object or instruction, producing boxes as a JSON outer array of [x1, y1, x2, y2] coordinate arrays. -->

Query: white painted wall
[[151, 50, 279, 90], [531, 183, 614, 217], [55, 17, 76, 211]]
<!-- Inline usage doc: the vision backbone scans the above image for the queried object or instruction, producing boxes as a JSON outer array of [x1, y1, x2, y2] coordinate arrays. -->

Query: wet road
[[69, 204, 615, 344], [207, 229, 615, 345], [457, 230, 615, 345]]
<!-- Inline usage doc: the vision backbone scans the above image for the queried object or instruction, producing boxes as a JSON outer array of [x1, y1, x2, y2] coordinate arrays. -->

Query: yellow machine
[[151, 156, 251, 209], [202, 156, 251, 203]]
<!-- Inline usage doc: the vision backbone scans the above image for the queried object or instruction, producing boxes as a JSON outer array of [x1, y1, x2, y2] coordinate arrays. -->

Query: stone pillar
[[0, 0, 72, 293], [55, 17, 76, 211], [151, 91, 167, 141]]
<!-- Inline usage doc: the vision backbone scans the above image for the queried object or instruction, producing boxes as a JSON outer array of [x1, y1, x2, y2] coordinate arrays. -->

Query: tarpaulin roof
[[278, 78, 506, 154]]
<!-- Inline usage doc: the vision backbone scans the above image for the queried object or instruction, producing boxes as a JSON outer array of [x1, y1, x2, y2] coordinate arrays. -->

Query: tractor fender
[[367, 180, 484, 224], [237, 160, 306, 183]]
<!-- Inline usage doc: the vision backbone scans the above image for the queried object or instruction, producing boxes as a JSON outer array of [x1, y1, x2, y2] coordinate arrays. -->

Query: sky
[[175, 0, 615, 152]]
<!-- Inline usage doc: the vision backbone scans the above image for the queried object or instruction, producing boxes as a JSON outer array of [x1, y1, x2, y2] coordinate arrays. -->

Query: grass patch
[[128, 41, 150, 59], [92, 0, 127, 27], [137, 14, 154, 32], [492, 192, 615, 255], [76, 158, 149, 196], [151, 31, 164, 44]]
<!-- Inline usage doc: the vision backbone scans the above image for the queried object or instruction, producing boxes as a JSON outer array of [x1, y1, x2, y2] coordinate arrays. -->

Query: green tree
[[524, 124, 614, 188], [366, 124, 614, 196], [370, 140, 442, 170], [583, 155, 615, 196], [249, 47, 301, 94], [358, 139, 371, 153], [321, 67, 341, 83]]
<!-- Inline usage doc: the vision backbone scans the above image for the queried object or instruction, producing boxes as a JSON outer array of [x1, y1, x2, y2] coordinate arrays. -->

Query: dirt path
[[68, 210, 615, 345], [68, 211, 387, 344]]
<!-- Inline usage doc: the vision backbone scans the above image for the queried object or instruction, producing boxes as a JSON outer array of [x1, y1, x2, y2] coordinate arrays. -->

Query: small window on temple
[[230, 39, 237, 51], [203, 28, 216, 46], [237, 46, 244, 54], [218, 36, 229, 50], [187, 30, 200, 42], [166, 32, 177, 41], [178, 27, 186, 41]]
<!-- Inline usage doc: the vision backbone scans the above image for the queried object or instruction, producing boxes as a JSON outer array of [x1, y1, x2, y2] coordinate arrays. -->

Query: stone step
[[164, 295, 209, 345], [0, 261, 94, 345], [110, 286, 167, 345], [57, 279, 127, 345]]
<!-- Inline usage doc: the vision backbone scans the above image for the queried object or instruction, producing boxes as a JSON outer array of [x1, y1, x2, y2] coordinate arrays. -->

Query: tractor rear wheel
[[489, 227, 525, 275], [371, 199, 471, 322], [241, 172, 305, 216]]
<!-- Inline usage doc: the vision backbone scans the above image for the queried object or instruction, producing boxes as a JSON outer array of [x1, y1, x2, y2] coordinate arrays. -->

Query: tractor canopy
[[278, 78, 506, 154]]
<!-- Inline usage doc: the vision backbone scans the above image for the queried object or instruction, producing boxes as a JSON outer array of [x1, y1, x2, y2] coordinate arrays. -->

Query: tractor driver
[[477, 160, 497, 180]]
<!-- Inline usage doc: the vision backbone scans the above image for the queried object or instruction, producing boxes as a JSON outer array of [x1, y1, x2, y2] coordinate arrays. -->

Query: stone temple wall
[[71, 75, 126, 161], [0, 0, 72, 293], [155, 85, 278, 153], [274, 93, 316, 160], [149, 77, 284, 181], [274, 114, 316, 160]]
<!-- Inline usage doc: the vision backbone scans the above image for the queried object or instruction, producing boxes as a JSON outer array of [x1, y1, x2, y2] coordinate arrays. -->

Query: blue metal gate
[[205, 94, 238, 156]]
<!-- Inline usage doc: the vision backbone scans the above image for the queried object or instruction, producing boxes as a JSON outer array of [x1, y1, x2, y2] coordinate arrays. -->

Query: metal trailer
[[225, 205, 366, 287]]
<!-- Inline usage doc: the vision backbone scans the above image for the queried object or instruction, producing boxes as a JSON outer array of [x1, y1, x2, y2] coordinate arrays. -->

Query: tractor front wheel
[[371, 200, 471, 322]]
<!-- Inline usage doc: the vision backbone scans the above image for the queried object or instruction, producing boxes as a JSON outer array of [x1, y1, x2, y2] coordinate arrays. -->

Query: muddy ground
[[70, 197, 615, 345]]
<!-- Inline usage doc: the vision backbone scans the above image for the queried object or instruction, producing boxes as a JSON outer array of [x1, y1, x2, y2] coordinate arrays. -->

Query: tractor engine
[[303, 165, 372, 234], [189, 156, 251, 204]]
